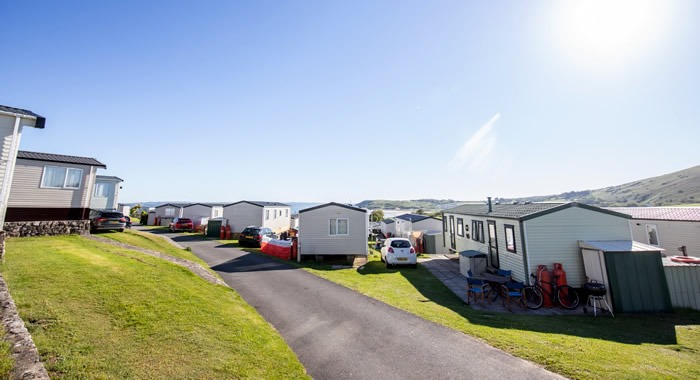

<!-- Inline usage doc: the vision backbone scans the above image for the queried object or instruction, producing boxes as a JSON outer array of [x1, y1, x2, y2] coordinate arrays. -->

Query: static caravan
[[90, 175, 123, 210], [182, 203, 225, 227], [394, 213, 442, 238], [606, 207, 700, 257], [443, 202, 632, 286], [0, 105, 45, 227], [380, 218, 396, 237], [154, 203, 185, 226], [6, 151, 106, 223], [223, 201, 291, 234], [298, 202, 368, 262]]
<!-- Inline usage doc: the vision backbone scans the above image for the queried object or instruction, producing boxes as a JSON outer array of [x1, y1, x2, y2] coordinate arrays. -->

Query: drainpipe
[[487, 197, 492, 213], [520, 220, 532, 285], [0, 116, 23, 226]]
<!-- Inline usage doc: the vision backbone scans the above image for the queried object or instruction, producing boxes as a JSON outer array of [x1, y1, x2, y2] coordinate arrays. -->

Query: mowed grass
[[3, 235, 308, 379], [97, 229, 206, 262], [0, 338, 12, 378], [297, 248, 700, 379]]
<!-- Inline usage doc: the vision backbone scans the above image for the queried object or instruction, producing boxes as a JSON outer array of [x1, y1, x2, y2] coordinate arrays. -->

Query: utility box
[[459, 250, 487, 277]]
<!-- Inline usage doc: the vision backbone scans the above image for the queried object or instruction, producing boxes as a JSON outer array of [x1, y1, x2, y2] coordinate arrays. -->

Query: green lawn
[[294, 247, 700, 379], [0, 335, 12, 378], [2, 235, 308, 379], [97, 229, 212, 267]]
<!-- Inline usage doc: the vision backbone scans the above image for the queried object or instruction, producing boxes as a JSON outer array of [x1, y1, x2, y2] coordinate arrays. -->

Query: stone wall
[[3, 220, 90, 238]]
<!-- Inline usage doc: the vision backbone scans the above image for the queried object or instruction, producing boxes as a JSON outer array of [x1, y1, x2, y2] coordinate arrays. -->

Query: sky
[[3, 0, 699, 204]]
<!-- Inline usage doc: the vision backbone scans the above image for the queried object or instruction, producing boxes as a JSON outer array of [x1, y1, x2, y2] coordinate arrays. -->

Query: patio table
[[475, 273, 510, 301]]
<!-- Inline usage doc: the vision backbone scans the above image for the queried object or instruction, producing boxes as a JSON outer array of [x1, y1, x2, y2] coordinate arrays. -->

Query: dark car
[[169, 217, 194, 232], [238, 226, 276, 247], [89, 209, 127, 232]]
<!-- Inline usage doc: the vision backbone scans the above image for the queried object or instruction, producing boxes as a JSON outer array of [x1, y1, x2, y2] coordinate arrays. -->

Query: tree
[[370, 210, 384, 222], [416, 209, 425, 215], [129, 204, 142, 217]]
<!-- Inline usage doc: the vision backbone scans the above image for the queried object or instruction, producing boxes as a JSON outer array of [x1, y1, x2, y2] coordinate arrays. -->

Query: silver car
[[380, 238, 417, 268]]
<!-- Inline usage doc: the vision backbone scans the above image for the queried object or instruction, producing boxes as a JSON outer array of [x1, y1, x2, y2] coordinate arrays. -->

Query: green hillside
[[360, 165, 700, 209], [355, 199, 468, 211], [498, 165, 700, 207]]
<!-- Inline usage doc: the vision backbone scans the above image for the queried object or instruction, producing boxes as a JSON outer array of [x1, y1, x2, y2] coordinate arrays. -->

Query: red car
[[169, 217, 194, 232]]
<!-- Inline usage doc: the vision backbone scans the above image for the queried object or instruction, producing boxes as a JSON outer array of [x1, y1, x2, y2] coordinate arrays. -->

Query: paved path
[[155, 231, 564, 380]]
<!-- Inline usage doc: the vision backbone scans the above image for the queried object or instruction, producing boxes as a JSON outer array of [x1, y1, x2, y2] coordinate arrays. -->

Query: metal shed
[[580, 240, 672, 313], [662, 257, 700, 310]]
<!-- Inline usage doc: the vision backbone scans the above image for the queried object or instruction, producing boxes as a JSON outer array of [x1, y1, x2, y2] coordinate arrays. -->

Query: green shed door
[[604, 252, 673, 313], [207, 220, 222, 238]]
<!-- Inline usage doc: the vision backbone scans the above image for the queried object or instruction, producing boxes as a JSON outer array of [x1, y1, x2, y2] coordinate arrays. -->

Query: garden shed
[[580, 240, 672, 313]]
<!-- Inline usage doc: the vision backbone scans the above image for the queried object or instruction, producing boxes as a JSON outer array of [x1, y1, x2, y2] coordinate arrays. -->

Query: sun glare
[[551, 0, 672, 72]]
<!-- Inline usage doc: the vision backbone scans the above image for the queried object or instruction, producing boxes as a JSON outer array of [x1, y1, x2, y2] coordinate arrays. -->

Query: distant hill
[[355, 199, 469, 212], [497, 165, 700, 207]]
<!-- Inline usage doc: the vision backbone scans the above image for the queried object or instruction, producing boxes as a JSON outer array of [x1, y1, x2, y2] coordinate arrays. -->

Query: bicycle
[[524, 273, 580, 310]]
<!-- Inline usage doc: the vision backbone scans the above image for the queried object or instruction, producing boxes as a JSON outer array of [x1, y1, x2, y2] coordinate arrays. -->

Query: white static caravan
[[90, 175, 123, 210], [606, 207, 700, 257], [7, 151, 106, 223], [223, 201, 291, 234], [154, 203, 185, 226], [298, 202, 369, 261], [0, 105, 45, 226], [443, 202, 632, 286], [182, 203, 225, 227], [394, 213, 442, 238], [380, 218, 396, 237]]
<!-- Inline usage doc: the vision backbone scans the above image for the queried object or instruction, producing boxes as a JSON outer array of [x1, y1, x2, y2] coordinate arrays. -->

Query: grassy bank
[[296, 248, 700, 379], [3, 235, 308, 379]]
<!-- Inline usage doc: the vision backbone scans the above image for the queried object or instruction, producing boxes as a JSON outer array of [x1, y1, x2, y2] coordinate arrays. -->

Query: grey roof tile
[[17, 150, 106, 168], [444, 202, 630, 221]]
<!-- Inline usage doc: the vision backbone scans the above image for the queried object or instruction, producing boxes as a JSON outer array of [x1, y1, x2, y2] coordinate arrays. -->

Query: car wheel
[[380, 254, 384, 263], [119, 229, 124, 232], [385, 260, 391, 269]]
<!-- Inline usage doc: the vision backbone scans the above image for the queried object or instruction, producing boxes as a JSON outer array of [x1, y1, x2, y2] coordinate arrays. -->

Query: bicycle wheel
[[523, 286, 543, 310], [557, 285, 580, 309]]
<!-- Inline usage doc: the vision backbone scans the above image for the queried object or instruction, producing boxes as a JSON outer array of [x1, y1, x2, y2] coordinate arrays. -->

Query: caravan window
[[41, 166, 83, 189], [646, 224, 660, 246], [505, 224, 517, 253]]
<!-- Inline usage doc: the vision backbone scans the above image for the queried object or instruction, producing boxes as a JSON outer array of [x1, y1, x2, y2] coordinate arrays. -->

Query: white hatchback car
[[380, 238, 417, 268]]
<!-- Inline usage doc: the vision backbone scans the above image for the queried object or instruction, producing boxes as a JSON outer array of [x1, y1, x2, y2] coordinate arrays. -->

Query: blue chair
[[501, 281, 526, 311], [466, 277, 490, 305], [496, 269, 512, 278]]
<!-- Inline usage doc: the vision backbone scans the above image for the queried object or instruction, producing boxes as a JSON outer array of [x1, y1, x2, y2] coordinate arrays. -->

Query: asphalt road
[[158, 232, 564, 380]]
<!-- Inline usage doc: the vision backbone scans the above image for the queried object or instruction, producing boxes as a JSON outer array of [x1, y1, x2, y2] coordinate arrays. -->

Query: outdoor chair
[[466, 277, 490, 305], [496, 269, 512, 279], [501, 281, 526, 311]]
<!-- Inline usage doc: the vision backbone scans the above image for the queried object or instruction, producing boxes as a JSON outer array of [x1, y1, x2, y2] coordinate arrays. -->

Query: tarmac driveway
[[157, 232, 564, 380]]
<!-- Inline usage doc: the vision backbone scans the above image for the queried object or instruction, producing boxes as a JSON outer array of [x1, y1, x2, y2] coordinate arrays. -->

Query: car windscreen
[[102, 212, 124, 218], [390, 240, 411, 248], [242, 228, 259, 234], [178, 219, 192, 223]]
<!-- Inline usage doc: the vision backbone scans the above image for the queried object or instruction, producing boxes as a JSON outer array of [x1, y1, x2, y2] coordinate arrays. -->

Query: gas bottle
[[225, 225, 232, 240], [552, 263, 568, 287], [537, 264, 553, 308], [219, 225, 226, 239]]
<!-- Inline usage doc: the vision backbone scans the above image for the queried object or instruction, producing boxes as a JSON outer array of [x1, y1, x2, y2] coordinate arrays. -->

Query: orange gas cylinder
[[552, 263, 568, 287], [224, 225, 232, 240], [219, 225, 225, 239], [537, 265, 553, 308]]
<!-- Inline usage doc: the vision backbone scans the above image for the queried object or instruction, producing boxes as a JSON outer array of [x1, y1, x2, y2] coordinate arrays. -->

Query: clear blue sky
[[3, 1, 698, 204]]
